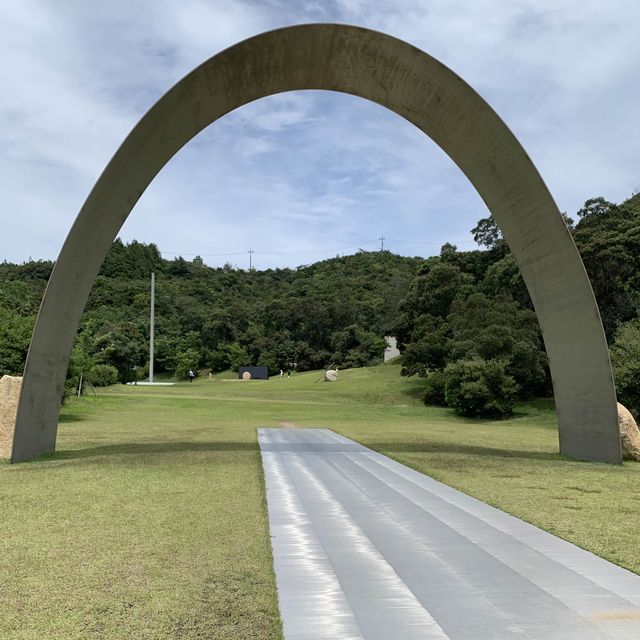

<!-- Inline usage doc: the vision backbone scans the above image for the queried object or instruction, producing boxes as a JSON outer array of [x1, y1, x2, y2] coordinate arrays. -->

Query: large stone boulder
[[617, 402, 640, 461], [0, 375, 22, 459]]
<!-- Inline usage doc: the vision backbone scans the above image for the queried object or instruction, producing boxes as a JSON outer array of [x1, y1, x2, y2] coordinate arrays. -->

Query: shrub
[[87, 363, 119, 387], [423, 370, 447, 406], [444, 358, 519, 418], [330, 325, 387, 369], [610, 320, 640, 419], [62, 377, 77, 404], [447, 293, 548, 399], [226, 343, 250, 371], [208, 347, 230, 373], [174, 348, 200, 379]]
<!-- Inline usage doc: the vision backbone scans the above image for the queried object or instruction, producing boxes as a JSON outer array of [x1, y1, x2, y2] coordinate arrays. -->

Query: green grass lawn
[[1, 364, 638, 638]]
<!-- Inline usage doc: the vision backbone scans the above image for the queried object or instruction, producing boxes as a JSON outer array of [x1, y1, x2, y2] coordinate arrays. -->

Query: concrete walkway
[[258, 428, 640, 640]]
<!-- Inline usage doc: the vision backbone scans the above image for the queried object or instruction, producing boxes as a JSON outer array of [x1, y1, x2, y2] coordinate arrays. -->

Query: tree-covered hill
[[392, 190, 640, 418], [2, 189, 640, 419], [0, 244, 424, 384]]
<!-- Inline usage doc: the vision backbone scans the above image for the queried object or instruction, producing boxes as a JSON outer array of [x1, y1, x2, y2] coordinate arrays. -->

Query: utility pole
[[248, 249, 254, 270], [149, 272, 155, 383], [379, 236, 385, 251]]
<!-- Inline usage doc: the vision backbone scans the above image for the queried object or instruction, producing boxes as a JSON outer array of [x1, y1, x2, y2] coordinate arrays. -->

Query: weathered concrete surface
[[0, 376, 21, 459], [12, 24, 619, 462], [617, 403, 640, 461], [260, 428, 640, 639]]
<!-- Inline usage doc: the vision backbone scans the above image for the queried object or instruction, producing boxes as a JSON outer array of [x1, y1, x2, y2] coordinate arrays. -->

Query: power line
[[162, 250, 245, 257], [386, 237, 477, 246], [161, 238, 382, 258], [159, 236, 479, 261], [254, 239, 380, 256]]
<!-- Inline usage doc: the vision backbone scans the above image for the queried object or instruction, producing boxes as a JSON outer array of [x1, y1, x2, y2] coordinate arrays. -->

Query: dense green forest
[[1, 190, 639, 418], [0, 246, 420, 384]]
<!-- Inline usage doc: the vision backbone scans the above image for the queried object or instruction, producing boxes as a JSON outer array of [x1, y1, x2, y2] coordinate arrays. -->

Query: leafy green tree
[[471, 216, 505, 251], [154, 335, 179, 373], [209, 342, 251, 373], [482, 254, 532, 309], [226, 343, 250, 370], [256, 330, 296, 373], [167, 257, 193, 278], [175, 295, 209, 334], [99, 238, 163, 278], [610, 319, 640, 419], [400, 314, 449, 376], [439, 243, 457, 258], [174, 348, 200, 379], [208, 347, 230, 372], [561, 212, 576, 231], [448, 293, 547, 396], [295, 341, 332, 371], [330, 325, 387, 369], [573, 193, 640, 338], [394, 261, 474, 357], [444, 358, 519, 418], [15, 259, 54, 282], [423, 370, 447, 405], [412, 262, 474, 319], [0, 309, 34, 376], [0, 280, 44, 315], [91, 322, 146, 382], [576, 197, 617, 219], [87, 364, 119, 387], [471, 213, 573, 249], [65, 335, 99, 395], [202, 310, 236, 347]]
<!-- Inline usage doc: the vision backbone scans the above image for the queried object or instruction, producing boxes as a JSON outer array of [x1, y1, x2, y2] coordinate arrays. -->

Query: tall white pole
[[149, 272, 155, 383]]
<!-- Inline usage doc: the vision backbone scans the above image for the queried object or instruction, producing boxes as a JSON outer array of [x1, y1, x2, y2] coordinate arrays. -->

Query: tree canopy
[[2, 189, 640, 419]]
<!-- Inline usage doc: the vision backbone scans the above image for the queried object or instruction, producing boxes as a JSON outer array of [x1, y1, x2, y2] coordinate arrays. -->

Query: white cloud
[[1, 0, 639, 268]]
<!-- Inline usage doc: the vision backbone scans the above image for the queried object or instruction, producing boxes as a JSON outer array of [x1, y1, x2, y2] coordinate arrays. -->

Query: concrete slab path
[[258, 428, 640, 639]]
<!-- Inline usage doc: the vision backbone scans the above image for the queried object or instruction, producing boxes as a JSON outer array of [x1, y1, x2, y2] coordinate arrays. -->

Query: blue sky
[[1, 0, 639, 270]]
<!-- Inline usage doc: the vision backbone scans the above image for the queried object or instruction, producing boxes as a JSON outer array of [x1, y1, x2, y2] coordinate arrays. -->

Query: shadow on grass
[[58, 413, 87, 423], [367, 440, 561, 461], [52, 440, 258, 460], [398, 381, 557, 422], [399, 381, 431, 404]]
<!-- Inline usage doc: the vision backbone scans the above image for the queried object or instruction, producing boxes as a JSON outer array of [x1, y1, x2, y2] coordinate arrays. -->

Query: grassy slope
[[1, 365, 638, 638]]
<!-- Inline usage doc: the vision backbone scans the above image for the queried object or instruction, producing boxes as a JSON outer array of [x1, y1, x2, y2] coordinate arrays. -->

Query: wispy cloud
[[1, 0, 638, 268]]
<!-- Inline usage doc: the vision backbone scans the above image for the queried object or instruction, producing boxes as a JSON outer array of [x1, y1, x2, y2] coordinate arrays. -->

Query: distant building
[[384, 336, 400, 362], [238, 366, 269, 380]]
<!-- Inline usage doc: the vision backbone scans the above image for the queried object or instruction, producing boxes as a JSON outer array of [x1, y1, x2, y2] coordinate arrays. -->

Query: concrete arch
[[11, 24, 620, 463]]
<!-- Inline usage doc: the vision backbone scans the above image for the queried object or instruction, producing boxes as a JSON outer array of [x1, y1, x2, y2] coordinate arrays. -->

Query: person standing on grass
[[280, 369, 284, 378], [188, 369, 195, 383]]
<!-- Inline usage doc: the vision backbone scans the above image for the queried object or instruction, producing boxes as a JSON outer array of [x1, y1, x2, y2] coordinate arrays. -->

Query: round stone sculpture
[[10, 24, 620, 463], [617, 402, 640, 461], [325, 370, 339, 382]]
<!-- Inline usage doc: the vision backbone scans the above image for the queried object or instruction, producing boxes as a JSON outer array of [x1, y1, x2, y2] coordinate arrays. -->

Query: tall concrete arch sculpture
[[11, 24, 620, 463]]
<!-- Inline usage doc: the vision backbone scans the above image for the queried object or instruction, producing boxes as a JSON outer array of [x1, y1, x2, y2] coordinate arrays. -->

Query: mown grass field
[[1, 364, 638, 639]]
